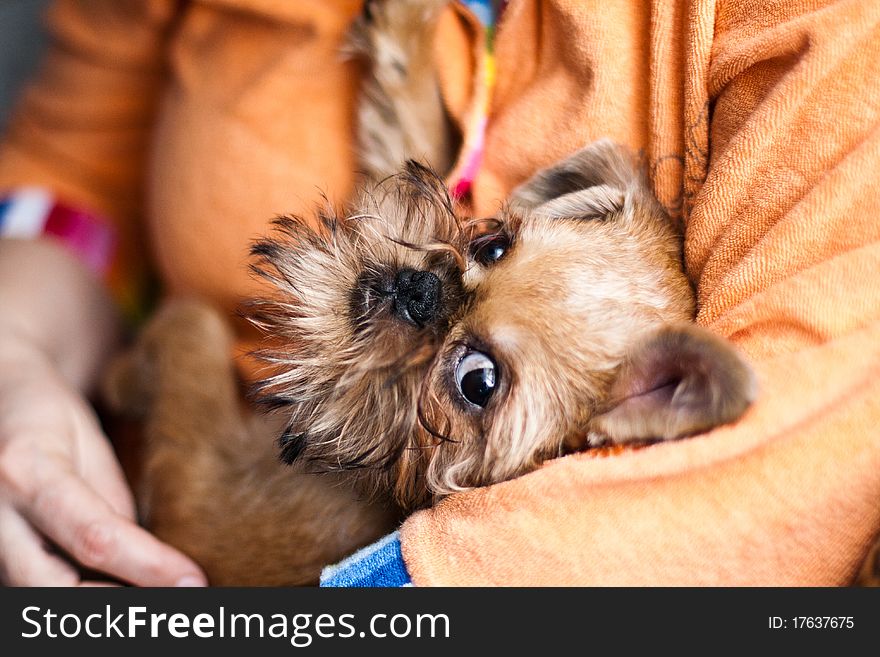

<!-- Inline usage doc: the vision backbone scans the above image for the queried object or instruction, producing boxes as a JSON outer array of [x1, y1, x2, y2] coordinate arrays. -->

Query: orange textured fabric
[[403, 0, 880, 585], [0, 0, 878, 585]]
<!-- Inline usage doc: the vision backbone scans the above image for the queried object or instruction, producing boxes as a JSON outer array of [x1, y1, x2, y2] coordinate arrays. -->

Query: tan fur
[[345, 0, 457, 180], [106, 140, 755, 583], [103, 301, 398, 585], [104, 1, 757, 584]]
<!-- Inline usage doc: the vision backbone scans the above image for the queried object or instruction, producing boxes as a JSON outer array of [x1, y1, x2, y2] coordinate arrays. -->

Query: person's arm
[[0, 0, 206, 586], [0, 240, 205, 585]]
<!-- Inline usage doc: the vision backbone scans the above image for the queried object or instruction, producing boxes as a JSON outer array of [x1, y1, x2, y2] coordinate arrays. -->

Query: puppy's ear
[[509, 139, 639, 218], [591, 324, 756, 444]]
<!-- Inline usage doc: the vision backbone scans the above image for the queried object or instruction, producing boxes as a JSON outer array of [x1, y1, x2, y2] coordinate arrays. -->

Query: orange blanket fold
[[401, 0, 880, 585]]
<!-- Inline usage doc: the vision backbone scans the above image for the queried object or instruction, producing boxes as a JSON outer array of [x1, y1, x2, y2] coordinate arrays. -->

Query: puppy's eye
[[455, 351, 497, 408], [470, 234, 509, 266]]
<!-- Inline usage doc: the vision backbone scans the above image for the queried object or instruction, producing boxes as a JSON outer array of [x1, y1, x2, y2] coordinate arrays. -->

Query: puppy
[[104, 0, 755, 584], [245, 142, 755, 512]]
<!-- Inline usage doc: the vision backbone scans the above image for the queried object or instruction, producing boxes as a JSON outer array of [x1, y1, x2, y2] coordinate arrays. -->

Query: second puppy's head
[[249, 140, 755, 510]]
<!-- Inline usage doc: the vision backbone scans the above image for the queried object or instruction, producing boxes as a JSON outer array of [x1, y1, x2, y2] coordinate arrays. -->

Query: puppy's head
[[249, 140, 755, 510], [248, 163, 469, 507]]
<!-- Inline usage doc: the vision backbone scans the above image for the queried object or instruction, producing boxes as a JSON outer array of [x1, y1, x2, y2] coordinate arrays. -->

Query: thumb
[[72, 403, 137, 521], [80, 429, 138, 521]]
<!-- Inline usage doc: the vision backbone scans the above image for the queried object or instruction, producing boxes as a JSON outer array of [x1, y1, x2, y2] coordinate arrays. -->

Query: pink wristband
[[0, 187, 116, 277]]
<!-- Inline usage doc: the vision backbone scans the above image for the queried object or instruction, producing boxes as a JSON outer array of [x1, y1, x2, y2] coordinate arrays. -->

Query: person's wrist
[[0, 239, 122, 393], [0, 326, 57, 386]]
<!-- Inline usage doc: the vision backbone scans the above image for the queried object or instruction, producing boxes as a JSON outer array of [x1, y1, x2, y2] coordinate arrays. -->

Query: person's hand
[[0, 336, 207, 586]]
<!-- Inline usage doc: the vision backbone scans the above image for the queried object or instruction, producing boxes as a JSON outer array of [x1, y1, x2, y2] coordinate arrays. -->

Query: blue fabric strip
[[462, 0, 493, 26], [320, 531, 412, 587], [0, 196, 11, 231]]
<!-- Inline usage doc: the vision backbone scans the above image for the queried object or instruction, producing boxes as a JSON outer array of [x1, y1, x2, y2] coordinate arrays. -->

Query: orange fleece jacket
[[1, 0, 878, 585]]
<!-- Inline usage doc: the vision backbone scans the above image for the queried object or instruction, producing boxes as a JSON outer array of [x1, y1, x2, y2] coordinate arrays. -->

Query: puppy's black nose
[[393, 269, 442, 327]]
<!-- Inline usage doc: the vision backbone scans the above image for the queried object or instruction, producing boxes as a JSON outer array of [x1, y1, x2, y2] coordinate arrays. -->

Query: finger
[[77, 426, 137, 521], [61, 390, 138, 521], [0, 406, 134, 521], [25, 471, 207, 587], [0, 507, 79, 586], [78, 581, 123, 587]]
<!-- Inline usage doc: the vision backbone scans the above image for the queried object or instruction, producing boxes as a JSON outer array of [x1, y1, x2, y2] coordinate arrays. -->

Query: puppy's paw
[[141, 298, 234, 355], [102, 346, 156, 418], [347, 0, 454, 178], [102, 299, 233, 418]]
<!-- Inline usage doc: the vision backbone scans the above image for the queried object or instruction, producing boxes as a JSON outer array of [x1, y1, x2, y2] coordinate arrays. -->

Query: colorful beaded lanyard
[[448, 0, 506, 200]]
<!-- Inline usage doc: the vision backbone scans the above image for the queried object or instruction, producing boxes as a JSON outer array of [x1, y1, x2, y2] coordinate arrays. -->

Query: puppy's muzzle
[[393, 269, 441, 327]]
